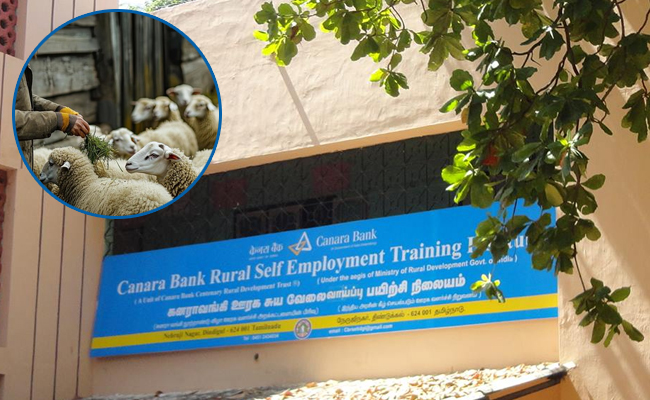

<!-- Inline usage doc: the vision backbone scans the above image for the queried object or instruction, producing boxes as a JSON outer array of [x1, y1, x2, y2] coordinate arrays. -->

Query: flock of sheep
[[32, 84, 220, 217]]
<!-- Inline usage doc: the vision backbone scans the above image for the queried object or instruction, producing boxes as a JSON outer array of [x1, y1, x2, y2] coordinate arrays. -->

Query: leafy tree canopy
[[254, 0, 648, 347]]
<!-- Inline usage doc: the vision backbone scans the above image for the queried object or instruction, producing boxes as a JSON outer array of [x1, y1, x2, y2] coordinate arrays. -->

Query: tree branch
[[640, 6, 650, 32]]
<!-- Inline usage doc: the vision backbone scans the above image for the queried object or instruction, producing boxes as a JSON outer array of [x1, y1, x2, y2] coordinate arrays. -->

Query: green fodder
[[81, 128, 115, 165]]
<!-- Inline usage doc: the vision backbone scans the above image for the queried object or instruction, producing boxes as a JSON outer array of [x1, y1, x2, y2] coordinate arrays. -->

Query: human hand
[[58, 113, 90, 138], [70, 116, 90, 138]]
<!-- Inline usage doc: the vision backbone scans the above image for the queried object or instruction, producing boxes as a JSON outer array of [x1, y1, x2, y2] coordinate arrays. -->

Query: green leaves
[[450, 69, 474, 91], [254, 2, 276, 24], [470, 173, 494, 208], [622, 320, 645, 342], [253, 2, 319, 66], [471, 273, 505, 303], [583, 174, 605, 190], [351, 38, 379, 61], [511, 142, 541, 163], [422, 33, 465, 71], [301, 22, 316, 41], [544, 183, 564, 206], [253, 0, 648, 349], [592, 320, 606, 344], [338, 12, 362, 45], [572, 281, 644, 347], [277, 3, 295, 16], [253, 30, 269, 41], [539, 28, 564, 60], [520, 11, 543, 39], [442, 153, 471, 183], [369, 69, 386, 82], [622, 90, 649, 142], [421, 7, 451, 31], [442, 153, 474, 202], [276, 38, 298, 65], [370, 70, 409, 97], [610, 287, 631, 302], [384, 72, 409, 96], [439, 94, 469, 113]]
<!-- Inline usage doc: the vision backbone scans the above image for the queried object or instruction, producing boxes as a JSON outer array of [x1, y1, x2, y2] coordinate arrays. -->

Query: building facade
[[0, 0, 648, 399], [0, 2, 117, 399]]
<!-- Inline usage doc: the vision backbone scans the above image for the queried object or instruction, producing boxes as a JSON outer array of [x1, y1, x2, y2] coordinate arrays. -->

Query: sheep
[[138, 121, 198, 158], [39, 147, 173, 216], [153, 96, 182, 123], [33, 147, 60, 195], [131, 98, 156, 124], [33, 147, 53, 176], [126, 142, 200, 198], [166, 84, 201, 114], [105, 128, 141, 157], [191, 149, 214, 171], [94, 158, 158, 183], [184, 95, 219, 151], [34, 129, 84, 150], [36, 124, 103, 148], [78, 130, 155, 182]]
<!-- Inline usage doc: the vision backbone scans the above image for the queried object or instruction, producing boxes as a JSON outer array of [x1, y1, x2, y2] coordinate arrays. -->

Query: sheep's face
[[153, 97, 178, 120], [131, 98, 156, 123], [39, 157, 70, 185], [184, 95, 216, 119], [108, 128, 140, 156], [126, 142, 181, 177], [166, 84, 201, 107]]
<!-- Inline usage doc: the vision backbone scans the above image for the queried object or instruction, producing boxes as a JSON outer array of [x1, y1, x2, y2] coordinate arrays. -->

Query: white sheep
[[131, 98, 157, 124], [138, 121, 198, 158], [35, 124, 103, 149], [166, 84, 201, 113], [126, 142, 200, 198], [184, 94, 219, 151], [33, 147, 53, 176], [33, 147, 60, 195], [105, 128, 141, 157], [192, 149, 214, 171], [39, 147, 173, 216], [94, 158, 158, 182], [153, 96, 182, 123]]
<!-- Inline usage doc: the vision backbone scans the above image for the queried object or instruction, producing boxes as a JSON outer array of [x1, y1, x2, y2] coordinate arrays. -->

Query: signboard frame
[[92, 204, 558, 357]]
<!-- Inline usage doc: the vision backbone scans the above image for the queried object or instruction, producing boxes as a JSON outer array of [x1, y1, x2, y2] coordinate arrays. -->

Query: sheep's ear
[[166, 88, 176, 96], [164, 150, 181, 161], [131, 135, 140, 144], [208, 102, 217, 111], [61, 161, 71, 171], [131, 101, 138, 106], [169, 102, 178, 111], [108, 139, 114, 146], [192, 88, 202, 94]]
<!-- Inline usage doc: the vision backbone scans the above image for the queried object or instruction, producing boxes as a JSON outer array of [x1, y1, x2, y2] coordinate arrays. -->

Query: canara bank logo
[[289, 232, 312, 256]]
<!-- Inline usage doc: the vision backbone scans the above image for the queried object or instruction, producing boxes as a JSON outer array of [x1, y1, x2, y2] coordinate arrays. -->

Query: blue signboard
[[91, 204, 557, 357]]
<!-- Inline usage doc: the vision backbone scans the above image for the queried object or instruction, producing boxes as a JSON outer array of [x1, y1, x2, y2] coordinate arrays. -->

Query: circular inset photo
[[13, 9, 221, 218]]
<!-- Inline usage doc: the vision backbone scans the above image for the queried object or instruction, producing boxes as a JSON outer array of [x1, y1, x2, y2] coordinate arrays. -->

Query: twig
[[389, 4, 405, 30], [640, 6, 650, 32], [615, 2, 626, 37], [562, 21, 580, 76], [573, 243, 588, 291], [571, 173, 588, 292]]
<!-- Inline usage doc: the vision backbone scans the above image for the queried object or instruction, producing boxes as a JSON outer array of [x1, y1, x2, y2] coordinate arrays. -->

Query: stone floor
[[83, 362, 557, 400]]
